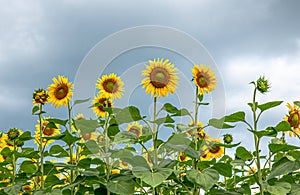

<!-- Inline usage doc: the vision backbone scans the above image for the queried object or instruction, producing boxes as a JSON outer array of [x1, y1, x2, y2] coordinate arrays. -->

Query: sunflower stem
[[38, 104, 45, 189], [193, 87, 199, 195], [68, 102, 75, 194], [251, 87, 263, 195], [12, 140, 16, 186], [152, 96, 160, 195], [104, 113, 111, 195]]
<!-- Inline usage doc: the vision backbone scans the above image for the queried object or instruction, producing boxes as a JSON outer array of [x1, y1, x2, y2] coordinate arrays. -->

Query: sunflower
[[192, 64, 216, 95], [22, 181, 34, 191], [248, 166, 257, 175], [33, 88, 49, 105], [0, 134, 14, 150], [178, 152, 190, 162], [91, 93, 113, 117], [120, 161, 129, 169], [127, 121, 143, 137], [111, 169, 120, 175], [34, 117, 60, 147], [206, 138, 224, 159], [48, 75, 73, 107], [96, 73, 124, 99], [141, 58, 178, 98], [0, 129, 23, 150], [284, 103, 300, 137], [66, 153, 86, 164]]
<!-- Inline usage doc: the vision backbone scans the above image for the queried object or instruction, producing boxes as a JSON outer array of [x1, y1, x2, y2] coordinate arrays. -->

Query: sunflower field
[[1, 58, 300, 195]]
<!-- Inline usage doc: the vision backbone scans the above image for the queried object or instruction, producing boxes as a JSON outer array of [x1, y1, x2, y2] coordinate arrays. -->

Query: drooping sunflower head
[[91, 93, 113, 117], [34, 117, 60, 146], [33, 88, 49, 105], [192, 64, 217, 95], [256, 76, 270, 94], [96, 73, 124, 99], [284, 103, 300, 137], [206, 138, 224, 159], [48, 75, 73, 108], [127, 121, 143, 137], [141, 58, 178, 98]]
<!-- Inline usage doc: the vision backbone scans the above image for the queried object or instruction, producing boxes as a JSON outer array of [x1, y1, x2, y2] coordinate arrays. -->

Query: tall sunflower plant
[[1, 59, 300, 195]]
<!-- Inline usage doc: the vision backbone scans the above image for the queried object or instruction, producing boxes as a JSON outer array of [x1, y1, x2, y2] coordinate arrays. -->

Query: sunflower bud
[[223, 134, 233, 144], [256, 76, 270, 94], [7, 128, 20, 140], [33, 89, 49, 105]]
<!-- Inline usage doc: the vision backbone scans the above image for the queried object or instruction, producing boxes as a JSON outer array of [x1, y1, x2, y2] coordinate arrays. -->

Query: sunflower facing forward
[[141, 58, 178, 98], [48, 75, 73, 107], [284, 103, 300, 137], [192, 64, 216, 95], [96, 73, 124, 99], [34, 117, 60, 147], [92, 93, 113, 117], [206, 138, 224, 159]]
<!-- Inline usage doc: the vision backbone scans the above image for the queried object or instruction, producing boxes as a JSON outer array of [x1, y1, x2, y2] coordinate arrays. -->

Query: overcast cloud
[[1, 0, 300, 149]]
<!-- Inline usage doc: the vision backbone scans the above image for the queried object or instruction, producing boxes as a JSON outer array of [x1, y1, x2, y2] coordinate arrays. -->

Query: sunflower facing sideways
[[48, 75, 73, 107], [192, 64, 216, 95], [284, 103, 300, 137], [127, 121, 143, 138], [141, 58, 178, 98], [96, 73, 124, 99], [34, 117, 60, 147], [92, 93, 113, 117]]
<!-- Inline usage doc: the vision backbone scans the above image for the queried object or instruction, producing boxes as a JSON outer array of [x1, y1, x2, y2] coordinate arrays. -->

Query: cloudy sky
[[1, 0, 300, 149]]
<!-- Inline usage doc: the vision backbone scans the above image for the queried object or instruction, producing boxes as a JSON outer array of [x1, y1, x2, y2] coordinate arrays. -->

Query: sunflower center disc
[[197, 76, 207, 87], [290, 113, 299, 127], [129, 126, 141, 137], [43, 127, 54, 136], [55, 85, 69, 100], [150, 68, 170, 88], [209, 145, 220, 153], [106, 81, 115, 93]]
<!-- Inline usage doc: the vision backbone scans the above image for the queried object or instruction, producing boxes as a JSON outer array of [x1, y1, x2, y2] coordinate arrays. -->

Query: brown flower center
[[97, 98, 112, 112], [129, 126, 141, 137], [103, 79, 119, 93], [196, 74, 208, 88], [150, 67, 170, 88], [42, 122, 55, 136], [288, 112, 300, 128], [54, 84, 69, 100], [82, 133, 92, 141], [209, 145, 221, 154]]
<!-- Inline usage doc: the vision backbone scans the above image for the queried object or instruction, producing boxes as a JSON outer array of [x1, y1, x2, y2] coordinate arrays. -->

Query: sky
[[1, 0, 300, 151]]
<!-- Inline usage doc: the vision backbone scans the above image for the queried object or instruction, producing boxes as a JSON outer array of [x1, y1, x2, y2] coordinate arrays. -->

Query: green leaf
[[224, 111, 246, 122], [43, 134, 65, 141], [20, 161, 37, 174], [18, 131, 33, 141], [236, 146, 253, 161], [61, 130, 81, 146], [163, 103, 178, 113], [32, 106, 39, 115], [114, 131, 138, 144], [132, 167, 173, 187], [269, 144, 300, 153], [85, 140, 100, 154], [208, 118, 235, 129], [249, 128, 277, 138], [212, 163, 232, 177], [172, 108, 191, 117], [112, 106, 143, 124], [75, 119, 99, 134], [3, 183, 22, 195], [46, 118, 68, 127], [122, 155, 149, 168], [186, 168, 219, 191], [213, 142, 241, 148], [265, 182, 291, 195], [34, 189, 63, 195], [275, 121, 291, 132], [290, 184, 300, 195], [73, 98, 90, 106], [294, 101, 300, 107], [257, 101, 283, 112], [268, 157, 300, 179], [149, 115, 174, 125], [49, 145, 69, 157], [107, 179, 135, 195], [45, 175, 63, 188], [108, 124, 120, 138], [176, 124, 190, 132]]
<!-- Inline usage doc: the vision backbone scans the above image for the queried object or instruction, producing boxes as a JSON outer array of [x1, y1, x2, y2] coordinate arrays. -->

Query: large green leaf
[[20, 161, 37, 174], [269, 143, 300, 153], [163, 103, 179, 113], [275, 121, 291, 132], [49, 145, 69, 157], [132, 167, 173, 187], [149, 115, 174, 126], [249, 128, 277, 138], [265, 182, 291, 195], [257, 101, 283, 112], [75, 119, 99, 134], [112, 106, 143, 124], [212, 163, 232, 177], [122, 155, 150, 168], [73, 98, 90, 106], [186, 168, 219, 191], [171, 108, 191, 117], [3, 183, 22, 195], [290, 184, 300, 195], [18, 131, 33, 141], [61, 130, 81, 146], [114, 131, 138, 144], [107, 179, 135, 195], [224, 111, 246, 122], [208, 118, 235, 129], [268, 157, 300, 179], [236, 146, 252, 161], [46, 118, 68, 127]]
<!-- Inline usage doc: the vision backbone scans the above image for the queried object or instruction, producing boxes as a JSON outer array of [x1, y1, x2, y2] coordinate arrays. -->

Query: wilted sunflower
[[141, 58, 178, 98], [48, 75, 73, 107], [96, 73, 124, 99], [284, 103, 300, 137], [92, 93, 113, 117], [127, 121, 143, 137], [206, 138, 224, 159], [192, 64, 216, 95], [34, 117, 60, 147]]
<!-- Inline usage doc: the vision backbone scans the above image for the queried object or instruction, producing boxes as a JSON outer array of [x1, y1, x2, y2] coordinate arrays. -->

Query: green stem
[[12, 140, 16, 185], [38, 104, 44, 189], [153, 97, 159, 195], [193, 87, 199, 195], [252, 87, 263, 195], [67, 102, 75, 195], [104, 113, 111, 195]]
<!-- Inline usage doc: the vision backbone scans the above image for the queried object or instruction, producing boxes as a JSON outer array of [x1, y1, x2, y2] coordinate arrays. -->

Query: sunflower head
[[33, 89, 49, 105], [284, 103, 300, 137], [141, 58, 178, 98], [223, 134, 233, 144], [192, 64, 216, 95], [96, 73, 124, 99], [178, 152, 190, 162], [7, 128, 21, 140], [34, 117, 60, 146], [91, 93, 113, 117], [127, 121, 143, 137], [207, 138, 224, 159], [48, 75, 73, 108], [256, 76, 270, 94]]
